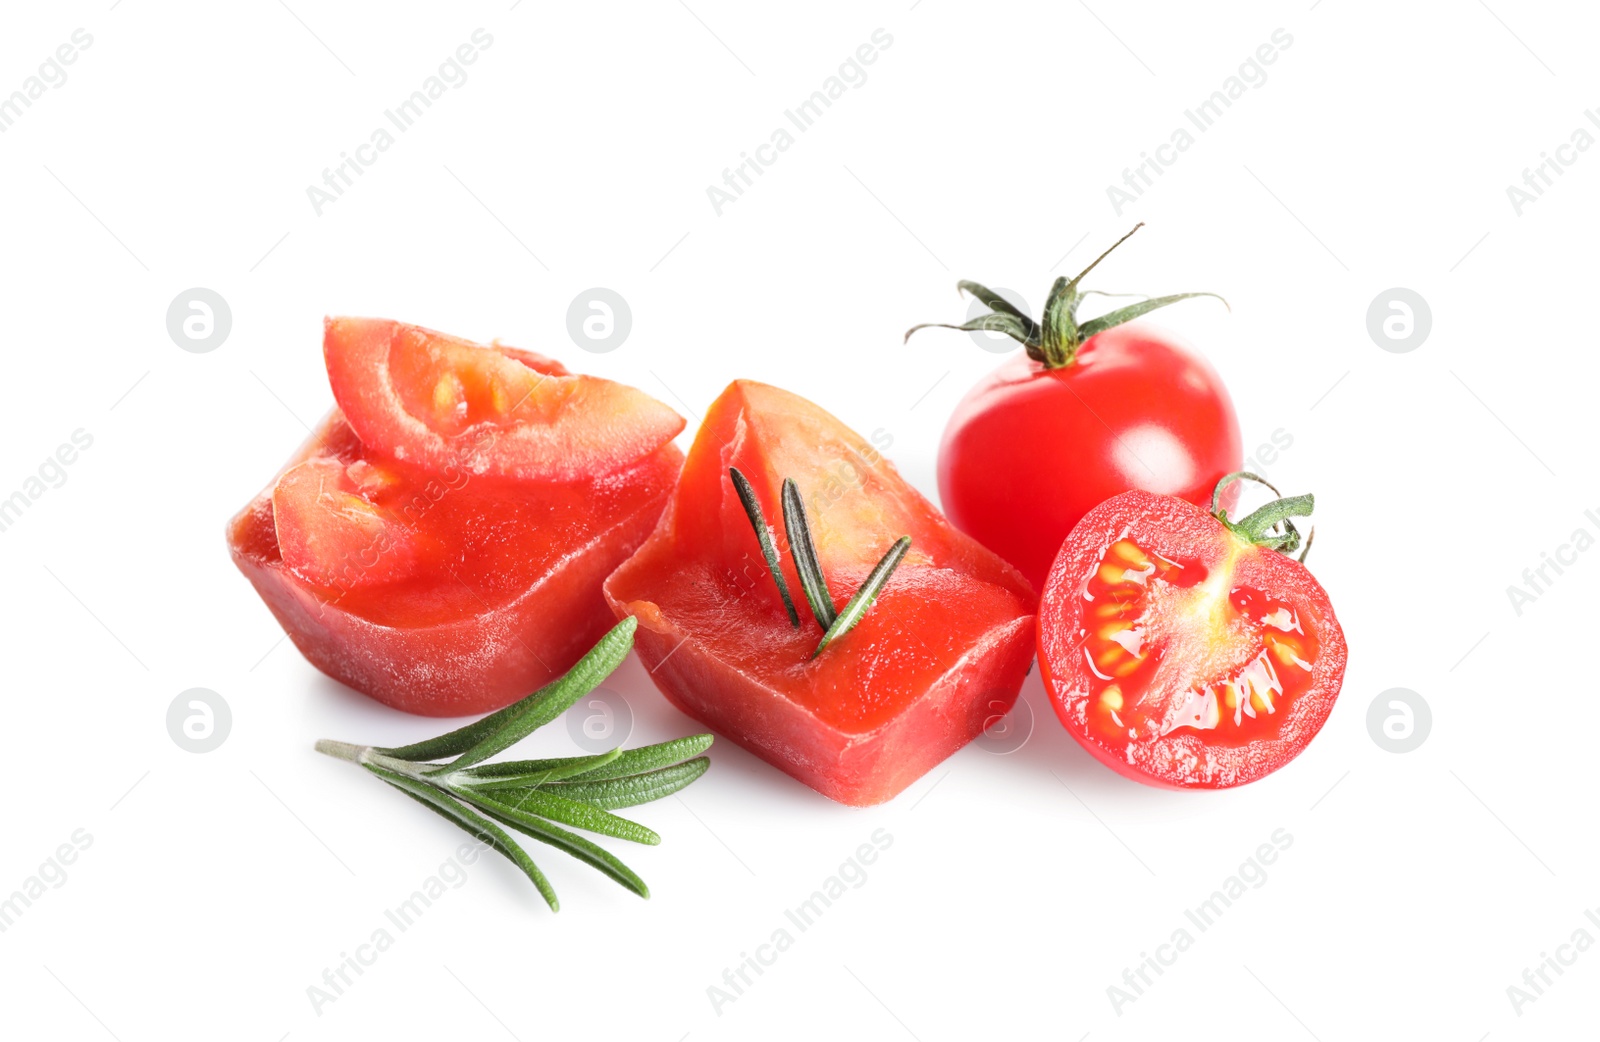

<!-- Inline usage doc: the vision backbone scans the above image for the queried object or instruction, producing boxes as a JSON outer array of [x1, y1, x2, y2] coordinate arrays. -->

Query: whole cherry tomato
[[909, 225, 1241, 590]]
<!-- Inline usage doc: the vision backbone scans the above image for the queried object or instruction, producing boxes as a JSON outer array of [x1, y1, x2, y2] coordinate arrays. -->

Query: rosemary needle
[[782, 478, 837, 630], [813, 536, 912, 658], [730, 467, 800, 628]]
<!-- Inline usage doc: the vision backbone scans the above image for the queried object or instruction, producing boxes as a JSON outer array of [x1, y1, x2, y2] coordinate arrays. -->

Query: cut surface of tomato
[[1037, 490, 1345, 788], [324, 317, 685, 483], [605, 380, 1037, 806], [270, 457, 421, 589], [229, 409, 682, 716]]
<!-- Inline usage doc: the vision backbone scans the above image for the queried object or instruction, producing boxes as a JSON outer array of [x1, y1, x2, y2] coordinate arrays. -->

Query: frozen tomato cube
[[605, 381, 1036, 805]]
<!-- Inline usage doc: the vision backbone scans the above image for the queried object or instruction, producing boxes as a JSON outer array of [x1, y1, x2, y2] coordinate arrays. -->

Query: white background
[[1, 1, 1595, 1038]]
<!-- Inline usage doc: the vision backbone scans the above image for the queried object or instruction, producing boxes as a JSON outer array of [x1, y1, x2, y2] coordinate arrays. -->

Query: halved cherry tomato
[[1036, 486, 1346, 788], [324, 317, 685, 482], [605, 380, 1037, 806]]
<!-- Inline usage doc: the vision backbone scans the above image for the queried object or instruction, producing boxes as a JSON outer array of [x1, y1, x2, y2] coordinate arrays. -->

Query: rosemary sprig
[[729, 470, 911, 657], [314, 617, 713, 911]]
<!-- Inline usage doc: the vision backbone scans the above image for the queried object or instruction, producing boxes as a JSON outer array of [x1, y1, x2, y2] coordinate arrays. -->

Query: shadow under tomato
[[968, 666, 1179, 802]]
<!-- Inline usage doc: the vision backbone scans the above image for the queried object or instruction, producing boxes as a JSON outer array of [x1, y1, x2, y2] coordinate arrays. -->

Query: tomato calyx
[[904, 223, 1228, 369], [728, 465, 912, 659], [1211, 471, 1317, 562]]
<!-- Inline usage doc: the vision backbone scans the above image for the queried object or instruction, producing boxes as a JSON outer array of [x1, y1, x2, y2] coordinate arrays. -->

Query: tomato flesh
[[940, 324, 1242, 590], [1038, 490, 1345, 788], [324, 317, 684, 482], [1078, 538, 1321, 749], [606, 380, 1037, 805], [271, 457, 421, 589], [231, 400, 683, 716]]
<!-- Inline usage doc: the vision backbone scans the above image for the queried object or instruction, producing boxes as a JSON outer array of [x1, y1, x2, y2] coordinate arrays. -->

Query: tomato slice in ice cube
[[324, 317, 685, 482], [605, 380, 1037, 806], [270, 457, 421, 589]]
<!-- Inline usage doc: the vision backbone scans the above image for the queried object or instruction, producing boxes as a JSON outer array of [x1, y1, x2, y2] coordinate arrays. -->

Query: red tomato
[[1036, 487, 1346, 788], [324, 317, 685, 483], [230, 410, 683, 716], [605, 380, 1037, 806], [940, 325, 1241, 588], [910, 225, 1241, 590]]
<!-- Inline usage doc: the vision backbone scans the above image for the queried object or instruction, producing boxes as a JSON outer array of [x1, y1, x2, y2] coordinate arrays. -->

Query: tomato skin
[[939, 324, 1242, 591], [229, 410, 683, 716], [1037, 490, 1346, 789], [606, 380, 1037, 806]]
